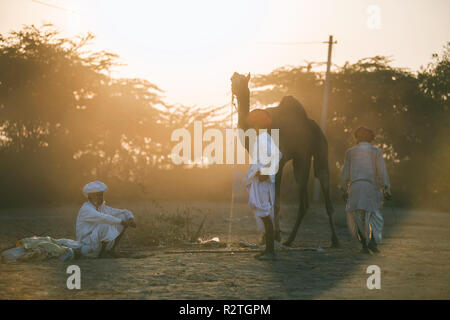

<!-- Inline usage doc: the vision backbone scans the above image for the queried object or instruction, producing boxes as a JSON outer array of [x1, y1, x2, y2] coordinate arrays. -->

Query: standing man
[[246, 109, 282, 260], [341, 127, 391, 253], [76, 181, 136, 258]]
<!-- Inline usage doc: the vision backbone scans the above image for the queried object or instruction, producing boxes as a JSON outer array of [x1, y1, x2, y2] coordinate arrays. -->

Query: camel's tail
[[309, 119, 330, 178]]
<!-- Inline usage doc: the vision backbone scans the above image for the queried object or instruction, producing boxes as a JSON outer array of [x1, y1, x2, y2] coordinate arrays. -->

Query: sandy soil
[[0, 201, 449, 299]]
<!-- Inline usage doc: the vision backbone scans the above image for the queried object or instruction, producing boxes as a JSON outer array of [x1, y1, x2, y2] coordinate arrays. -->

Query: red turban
[[354, 126, 375, 142], [246, 109, 271, 128]]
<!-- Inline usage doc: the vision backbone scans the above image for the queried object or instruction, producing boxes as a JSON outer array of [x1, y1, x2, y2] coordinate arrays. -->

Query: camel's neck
[[236, 90, 250, 130]]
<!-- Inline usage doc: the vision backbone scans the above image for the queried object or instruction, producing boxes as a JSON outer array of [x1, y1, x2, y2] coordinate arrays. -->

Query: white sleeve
[[258, 132, 279, 176], [258, 133, 269, 167], [250, 134, 259, 164], [376, 149, 390, 192], [79, 204, 122, 225], [247, 182, 257, 209], [341, 150, 351, 191], [104, 206, 135, 220]]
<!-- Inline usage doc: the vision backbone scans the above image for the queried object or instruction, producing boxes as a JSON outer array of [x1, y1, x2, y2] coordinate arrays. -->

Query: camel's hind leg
[[283, 156, 310, 247], [310, 118, 339, 247], [273, 160, 286, 242], [317, 165, 340, 247]]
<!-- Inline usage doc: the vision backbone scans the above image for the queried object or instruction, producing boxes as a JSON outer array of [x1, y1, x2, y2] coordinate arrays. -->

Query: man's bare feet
[[254, 251, 265, 259], [368, 238, 380, 253], [255, 252, 276, 260], [360, 247, 370, 254]]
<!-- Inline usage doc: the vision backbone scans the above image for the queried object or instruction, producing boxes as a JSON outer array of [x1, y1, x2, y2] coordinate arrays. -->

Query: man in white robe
[[246, 109, 282, 260], [341, 127, 391, 253], [76, 181, 136, 258]]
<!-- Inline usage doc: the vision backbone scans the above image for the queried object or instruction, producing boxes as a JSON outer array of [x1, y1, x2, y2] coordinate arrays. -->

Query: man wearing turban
[[341, 127, 391, 253], [245, 109, 282, 260], [76, 181, 136, 258]]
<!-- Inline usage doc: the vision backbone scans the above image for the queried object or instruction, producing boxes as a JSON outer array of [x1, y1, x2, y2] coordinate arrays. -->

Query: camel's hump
[[278, 95, 309, 119]]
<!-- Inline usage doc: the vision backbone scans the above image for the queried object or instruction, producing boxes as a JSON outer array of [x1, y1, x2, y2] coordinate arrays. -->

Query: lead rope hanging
[[226, 93, 236, 250]]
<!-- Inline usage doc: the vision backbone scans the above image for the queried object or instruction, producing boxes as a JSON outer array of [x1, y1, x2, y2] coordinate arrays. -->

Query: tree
[[0, 25, 166, 204]]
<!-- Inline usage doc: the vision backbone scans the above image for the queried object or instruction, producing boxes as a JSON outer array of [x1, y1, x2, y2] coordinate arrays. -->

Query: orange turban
[[354, 126, 375, 142], [246, 109, 271, 128]]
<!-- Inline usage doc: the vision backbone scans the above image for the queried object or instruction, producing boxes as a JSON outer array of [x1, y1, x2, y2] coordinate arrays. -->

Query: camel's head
[[231, 72, 251, 129], [231, 72, 250, 101]]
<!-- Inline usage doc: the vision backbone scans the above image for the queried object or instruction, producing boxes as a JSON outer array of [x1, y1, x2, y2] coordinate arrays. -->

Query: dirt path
[[0, 202, 449, 299]]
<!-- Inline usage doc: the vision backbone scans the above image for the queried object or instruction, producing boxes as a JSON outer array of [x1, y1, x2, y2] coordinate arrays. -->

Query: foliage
[[0, 25, 448, 210], [0, 25, 216, 204]]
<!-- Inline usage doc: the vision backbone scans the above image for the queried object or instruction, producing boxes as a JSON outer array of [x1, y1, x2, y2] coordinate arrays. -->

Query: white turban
[[82, 181, 108, 197]]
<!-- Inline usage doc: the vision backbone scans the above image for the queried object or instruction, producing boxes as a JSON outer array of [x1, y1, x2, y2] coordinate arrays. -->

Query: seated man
[[76, 181, 136, 258]]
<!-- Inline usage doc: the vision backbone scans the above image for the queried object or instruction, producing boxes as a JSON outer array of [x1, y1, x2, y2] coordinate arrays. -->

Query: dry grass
[[0, 200, 212, 252], [127, 201, 211, 247]]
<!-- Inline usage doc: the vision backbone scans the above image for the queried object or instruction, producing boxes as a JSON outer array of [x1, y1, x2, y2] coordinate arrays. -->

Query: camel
[[231, 72, 339, 247]]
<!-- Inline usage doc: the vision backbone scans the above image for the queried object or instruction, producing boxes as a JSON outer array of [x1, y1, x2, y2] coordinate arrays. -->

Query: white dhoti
[[79, 222, 126, 257], [247, 178, 275, 233], [347, 209, 383, 245], [245, 131, 282, 234]]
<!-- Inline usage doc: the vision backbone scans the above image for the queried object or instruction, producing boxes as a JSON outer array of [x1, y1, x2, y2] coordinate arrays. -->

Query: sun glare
[[85, 1, 267, 60]]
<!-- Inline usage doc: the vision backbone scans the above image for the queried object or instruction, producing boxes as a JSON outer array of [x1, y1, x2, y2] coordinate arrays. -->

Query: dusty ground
[[0, 201, 449, 299]]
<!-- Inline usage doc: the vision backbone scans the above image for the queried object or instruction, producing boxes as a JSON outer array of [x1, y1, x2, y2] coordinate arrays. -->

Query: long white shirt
[[76, 202, 134, 257], [341, 142, 390, 212], [246, 131, 282, 185]]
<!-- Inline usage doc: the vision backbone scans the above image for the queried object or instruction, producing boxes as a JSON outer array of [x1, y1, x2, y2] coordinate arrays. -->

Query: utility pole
[[313, 35, 336, 202]]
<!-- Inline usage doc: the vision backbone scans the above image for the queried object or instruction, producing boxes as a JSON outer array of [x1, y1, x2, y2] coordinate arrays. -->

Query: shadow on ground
[[0, 202, 449, 299]]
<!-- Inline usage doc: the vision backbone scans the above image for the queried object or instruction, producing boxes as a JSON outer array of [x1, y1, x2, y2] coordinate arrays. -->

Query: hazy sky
[[1, 0, 449, 107]]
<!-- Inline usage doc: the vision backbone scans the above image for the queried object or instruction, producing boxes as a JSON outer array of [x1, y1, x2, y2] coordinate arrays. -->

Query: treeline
[[0, 25, 448, 210], [0, 25, 224, 206]]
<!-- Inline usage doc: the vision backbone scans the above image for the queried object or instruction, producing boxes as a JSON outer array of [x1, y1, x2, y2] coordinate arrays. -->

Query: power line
[[256, 41, 330, 45], [30, 0, 82, 15]]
